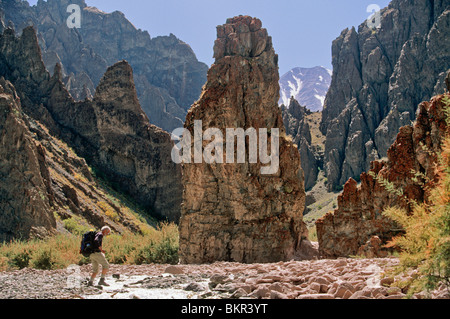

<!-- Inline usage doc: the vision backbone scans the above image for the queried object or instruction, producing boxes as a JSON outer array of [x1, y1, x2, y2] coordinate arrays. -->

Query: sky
[[27, 0, 391, 75]]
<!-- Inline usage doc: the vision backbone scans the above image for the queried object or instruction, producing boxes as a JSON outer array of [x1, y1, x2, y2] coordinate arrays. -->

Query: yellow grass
[[0, 222, 179, 271]]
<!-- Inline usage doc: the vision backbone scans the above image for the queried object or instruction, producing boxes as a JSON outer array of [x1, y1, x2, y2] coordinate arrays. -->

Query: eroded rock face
[[321, 0, 450, 191], [0, 26, 182, 222], [179, 16, 312, 264], [282, 97, 321, 191], [0, 74, 163, 241], [0, 78, 56, 241], [316, 93, 450, 258], [92, 61, 182, 222]]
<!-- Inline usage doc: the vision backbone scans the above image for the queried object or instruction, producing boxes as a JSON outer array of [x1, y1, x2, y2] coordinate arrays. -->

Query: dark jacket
[[93, 232, 104, 252]]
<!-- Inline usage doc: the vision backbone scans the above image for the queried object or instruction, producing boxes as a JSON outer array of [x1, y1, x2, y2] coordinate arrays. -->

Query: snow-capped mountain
[[279, 66, 332, 112]]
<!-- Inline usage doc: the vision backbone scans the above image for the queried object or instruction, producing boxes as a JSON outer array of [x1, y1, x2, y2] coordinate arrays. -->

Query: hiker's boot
[[87, 279, 94, 287], [98, 278, 110, 287]]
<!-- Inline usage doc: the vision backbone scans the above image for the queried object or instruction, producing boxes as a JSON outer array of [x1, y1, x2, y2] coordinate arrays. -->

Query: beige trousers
[[90, 252, 109, 273]]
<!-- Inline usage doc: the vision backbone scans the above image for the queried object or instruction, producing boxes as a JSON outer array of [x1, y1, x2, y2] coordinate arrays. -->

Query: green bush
[[153, 238, 179, 265], [9, 248, 32, 269], [0, 257, 8, 272], [30, 247, 55, 270], [63, 218, 91, 235], [121, 223, 179, 265]]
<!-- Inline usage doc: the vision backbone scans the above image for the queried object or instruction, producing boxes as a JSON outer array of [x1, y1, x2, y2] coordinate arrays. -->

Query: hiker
[[87, 226, 111, 287]]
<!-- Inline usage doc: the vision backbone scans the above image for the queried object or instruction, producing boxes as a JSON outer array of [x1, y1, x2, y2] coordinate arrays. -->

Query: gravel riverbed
[[0, 258, 448, 300]]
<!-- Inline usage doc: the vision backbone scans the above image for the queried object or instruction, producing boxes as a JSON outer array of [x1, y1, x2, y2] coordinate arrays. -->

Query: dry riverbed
[[0, 258, 448, 300]]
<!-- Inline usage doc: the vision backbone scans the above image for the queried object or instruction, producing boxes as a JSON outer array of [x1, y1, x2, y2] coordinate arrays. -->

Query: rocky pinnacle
[[179, 16, 315, 264]]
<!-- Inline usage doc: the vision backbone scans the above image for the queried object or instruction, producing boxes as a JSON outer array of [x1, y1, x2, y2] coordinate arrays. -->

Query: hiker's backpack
[[80, 231, 97, 257]]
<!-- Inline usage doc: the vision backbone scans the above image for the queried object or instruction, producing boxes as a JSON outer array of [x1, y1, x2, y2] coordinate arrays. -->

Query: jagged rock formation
[[279, 66, 332, 112], [0, 78, 56, 241], [0, 0, 208, 133], [0, 26, 182, 223], [316, 93, 450, 258], [321, 0, 450, 191], [179, 16, 314, 264], [282, 97, 322, 191], [0, 76, 154, 241], [90, 61, 183, 222]]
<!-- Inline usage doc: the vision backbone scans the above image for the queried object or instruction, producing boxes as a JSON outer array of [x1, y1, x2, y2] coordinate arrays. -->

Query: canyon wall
[[317, 92, 450, 258], [321, 0, 450, 191], [0, 26, 181, 225]]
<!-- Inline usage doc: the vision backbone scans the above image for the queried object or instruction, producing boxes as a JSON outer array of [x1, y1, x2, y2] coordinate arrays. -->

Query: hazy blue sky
[[28, 0, 391, 75]]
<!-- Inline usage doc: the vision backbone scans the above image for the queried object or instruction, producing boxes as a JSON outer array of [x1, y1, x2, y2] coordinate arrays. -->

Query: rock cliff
[[0, 0, 208, 133], [0, 26, 182, 223], [179, 16, 314, 264], [0, 78, 56, 241], [0, 75, 158, 241], [317, 92, 450, 258], [321, 0, 450, 191], [91, 60, 183, 222], [282, 97, 322, 191]]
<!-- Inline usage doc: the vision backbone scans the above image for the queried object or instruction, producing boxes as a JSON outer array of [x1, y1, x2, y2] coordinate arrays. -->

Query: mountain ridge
[[320, 0, 450, 191], [279, 66, 331, 112], [0, 0, 208, 133], [0, 25, 182, 236]]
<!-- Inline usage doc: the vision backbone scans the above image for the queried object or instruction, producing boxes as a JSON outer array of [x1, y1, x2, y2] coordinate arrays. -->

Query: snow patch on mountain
[[280, 66, 331, 112]]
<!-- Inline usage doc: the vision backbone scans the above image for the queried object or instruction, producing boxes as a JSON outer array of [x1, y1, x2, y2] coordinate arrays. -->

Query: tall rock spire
[[179, 16, 316, 264]]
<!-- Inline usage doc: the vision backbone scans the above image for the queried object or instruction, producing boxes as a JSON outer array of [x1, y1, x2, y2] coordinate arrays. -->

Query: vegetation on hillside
[[382, 95, 450, 295]]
